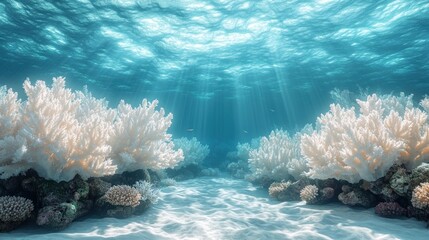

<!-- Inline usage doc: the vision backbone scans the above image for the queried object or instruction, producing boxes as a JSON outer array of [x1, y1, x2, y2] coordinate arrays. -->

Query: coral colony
[[1, 78, 429, 232]]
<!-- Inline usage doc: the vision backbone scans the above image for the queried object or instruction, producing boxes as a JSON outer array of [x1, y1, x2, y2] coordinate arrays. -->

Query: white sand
[[1, 176, 427, 240]]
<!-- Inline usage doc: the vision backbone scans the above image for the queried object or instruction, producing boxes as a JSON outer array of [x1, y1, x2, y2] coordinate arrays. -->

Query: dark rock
[[0, 220, 22, 232], [37, 175, 89, 207], [407, 206, 429, 221], [338, 188, 377, 208], [319, 187, 335, 203], [409, 164, 429, 197], [102, 169, 151, 186], [88, 178, 111, 199]]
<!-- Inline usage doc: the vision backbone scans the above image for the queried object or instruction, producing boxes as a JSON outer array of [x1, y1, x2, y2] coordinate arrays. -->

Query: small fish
[[186, 128, 194, 132], [243, 130, 248, 134], [269, 109, 275, 112]]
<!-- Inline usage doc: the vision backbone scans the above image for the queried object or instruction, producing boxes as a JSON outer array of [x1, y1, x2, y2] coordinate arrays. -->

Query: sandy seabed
[[1, 176, 427, 240]]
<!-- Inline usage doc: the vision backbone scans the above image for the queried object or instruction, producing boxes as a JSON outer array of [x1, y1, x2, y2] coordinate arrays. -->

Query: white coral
[[133, 180, 159, 203], [302, 93, 429, 183], [110, 99, 183, 173], [248, 129, 308, 182], [13, 77, 117, 181], [0, 77, 183, 182], [172, 137, 209, 169]]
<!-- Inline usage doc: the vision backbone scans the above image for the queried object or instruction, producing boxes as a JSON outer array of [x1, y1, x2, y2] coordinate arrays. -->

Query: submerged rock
[[338, 186, 377, 208], [409, 164, 429, 197], [36, 200, 93, 229], [37, 175, 89, 206], [389, 167, 411, 197], [88, 178, 111, 199], [271, 179, 312, 201]]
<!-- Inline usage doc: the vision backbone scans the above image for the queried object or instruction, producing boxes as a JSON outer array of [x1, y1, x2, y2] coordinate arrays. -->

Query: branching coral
[[172, 137, 209, 169], [300, 185, 319, 203], [268, 181, 291, 199], [133, 180, 159, 203], [104, 185, 141, 207], [248, 127, 311, 182], [302, 93, 429, 183], [0, 196, 34, 222], [0, 77, 183, 182], [110, 99, 183, 173]]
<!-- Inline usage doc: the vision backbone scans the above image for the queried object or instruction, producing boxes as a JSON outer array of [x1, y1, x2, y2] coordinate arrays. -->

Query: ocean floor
[[1, 176, 427, 240]]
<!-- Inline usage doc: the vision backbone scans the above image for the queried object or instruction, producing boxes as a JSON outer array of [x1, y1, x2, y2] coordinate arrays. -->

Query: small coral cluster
[[226, 140, 259, 179], [104, 185, 142, 207], [412, 182, 429, 210], [0, 168, 162, 232], [0, 196, 33, 224], [300, 185, 318, 203], [248, 126, 312, 182]]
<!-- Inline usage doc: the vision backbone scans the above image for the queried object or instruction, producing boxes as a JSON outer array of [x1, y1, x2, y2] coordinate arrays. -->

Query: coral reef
[[0, 78, 183, 182], [0, 169, 160, 232]]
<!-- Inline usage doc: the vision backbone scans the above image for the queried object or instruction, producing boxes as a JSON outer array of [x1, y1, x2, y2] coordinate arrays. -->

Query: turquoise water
[[0, 0, 428, 165]]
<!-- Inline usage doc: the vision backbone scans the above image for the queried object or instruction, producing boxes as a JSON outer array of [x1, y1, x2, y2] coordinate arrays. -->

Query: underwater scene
[[0, 0, 429, 239]]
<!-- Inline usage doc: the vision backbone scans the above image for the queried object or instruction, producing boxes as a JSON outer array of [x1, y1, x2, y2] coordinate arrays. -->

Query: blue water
[[0, 0, 428, 165]]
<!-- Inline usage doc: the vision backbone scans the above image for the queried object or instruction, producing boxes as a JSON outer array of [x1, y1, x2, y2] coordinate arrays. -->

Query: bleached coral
[[160, 178, 177, 187], [172, 137, 208, 169], [420, 96, 429, 113], [411, 182, 429, 209], [0, 86, 21, 137], [248, 128, 309, 182], [10, 77, 117, 181], [104, 185, 141, 207], [0, 86, 26, 171], [133, 180, 159, 203], [386, 108, 429, 169], [302, 93, 429, 183], [0, 77, 183, 182], [0, 196, 34, 222], [110, 99, 183, 173]]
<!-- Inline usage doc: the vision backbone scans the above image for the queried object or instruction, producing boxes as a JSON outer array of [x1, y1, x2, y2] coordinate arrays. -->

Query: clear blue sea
[[0, 0, 428, 168]]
